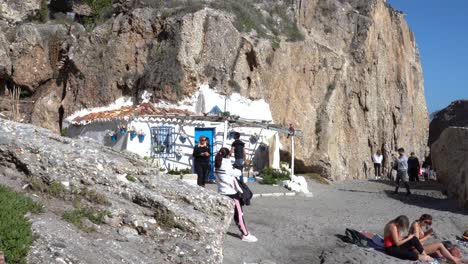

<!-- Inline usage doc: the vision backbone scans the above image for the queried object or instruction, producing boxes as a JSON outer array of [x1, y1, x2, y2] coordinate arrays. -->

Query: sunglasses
[[423, 220, 432, 225], [200, 139, 207, 141]]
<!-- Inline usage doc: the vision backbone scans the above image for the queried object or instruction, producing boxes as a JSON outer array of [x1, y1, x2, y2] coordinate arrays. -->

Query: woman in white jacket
[[215, 147, 257, 243]]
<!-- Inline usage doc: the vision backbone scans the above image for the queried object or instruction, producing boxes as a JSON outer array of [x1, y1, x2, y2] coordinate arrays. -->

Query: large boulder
[[0, 118, 233, 263], [431, 127, 468, 208], [429, 100, 468, 146]]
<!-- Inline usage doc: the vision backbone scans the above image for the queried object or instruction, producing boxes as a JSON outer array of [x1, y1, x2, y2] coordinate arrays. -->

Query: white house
[[67, 92, 281, 180]]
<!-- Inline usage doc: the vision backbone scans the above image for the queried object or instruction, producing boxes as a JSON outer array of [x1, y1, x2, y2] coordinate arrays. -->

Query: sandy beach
[[220, 179, 468, 264]]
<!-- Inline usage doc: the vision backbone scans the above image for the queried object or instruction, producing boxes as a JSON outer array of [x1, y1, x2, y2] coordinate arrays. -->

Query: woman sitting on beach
[[410, 214, 463, 263], [214, 147, 257, 243], [384, 215, 433, 261]]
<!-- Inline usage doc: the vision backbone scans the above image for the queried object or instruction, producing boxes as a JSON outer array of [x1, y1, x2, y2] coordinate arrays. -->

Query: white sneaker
[[241, 233, 258, 242]]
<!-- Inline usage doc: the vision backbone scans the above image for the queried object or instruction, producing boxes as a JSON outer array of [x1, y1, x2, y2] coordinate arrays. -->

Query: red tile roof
[[72, 103, 193, 123]]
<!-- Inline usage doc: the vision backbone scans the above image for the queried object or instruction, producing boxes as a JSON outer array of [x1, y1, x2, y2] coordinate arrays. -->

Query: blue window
[[151, 126, 176, 157]]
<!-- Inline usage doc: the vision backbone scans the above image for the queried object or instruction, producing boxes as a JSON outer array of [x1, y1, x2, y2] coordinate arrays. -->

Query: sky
[[386, 0, 468, 114]]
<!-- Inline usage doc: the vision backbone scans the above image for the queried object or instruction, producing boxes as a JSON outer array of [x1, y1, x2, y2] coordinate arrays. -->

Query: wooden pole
[[291, 135, 294, 177]]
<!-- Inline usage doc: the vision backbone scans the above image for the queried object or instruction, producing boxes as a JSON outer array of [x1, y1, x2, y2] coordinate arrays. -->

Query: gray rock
[[0, 119, 233, 263], [431, 127, 468, 208]]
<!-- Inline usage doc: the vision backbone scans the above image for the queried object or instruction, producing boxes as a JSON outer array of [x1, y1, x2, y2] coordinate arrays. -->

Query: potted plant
[[107, 130, 117, 142], [249, 133, 259, 144], [154, 145, 165, 154], [179, 132, 188, 143], [137, 130, 146, 143], [128, 126, 137, 140], [119, 124, 127, 134], [175, 146, 183, 160]]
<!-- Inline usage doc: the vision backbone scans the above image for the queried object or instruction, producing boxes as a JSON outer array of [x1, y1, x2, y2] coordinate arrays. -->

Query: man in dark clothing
[[230, 132, 246, 183], [407, 152, 420, 182]]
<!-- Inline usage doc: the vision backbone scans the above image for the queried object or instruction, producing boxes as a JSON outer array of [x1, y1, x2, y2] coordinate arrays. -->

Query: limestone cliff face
[[0, 0, 429, 180]]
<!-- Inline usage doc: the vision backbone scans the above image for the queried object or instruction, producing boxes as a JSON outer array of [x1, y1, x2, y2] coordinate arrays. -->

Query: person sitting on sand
[[384, 215, 433, 261], [410, 214, 464, 263]]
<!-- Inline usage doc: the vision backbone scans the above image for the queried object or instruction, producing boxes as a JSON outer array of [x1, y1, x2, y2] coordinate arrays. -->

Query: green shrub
[[39, 0, 48, 22], [167, 168, 192, 175], [60, 127, 69, 137], [0, 185, 42, 264], [49, 181, 66, 198], [80, 187, 110, 205], [62, 207, 108, 233], [126, 175, 137, 182], [260, 167, 290, 185], [82, 0, 113, 29], [26, 177, 48, 193]]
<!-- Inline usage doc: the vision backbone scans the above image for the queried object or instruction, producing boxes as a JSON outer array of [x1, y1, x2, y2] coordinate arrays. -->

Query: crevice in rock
[[245, 48, 258, 72], [0, 149, 31, 176]]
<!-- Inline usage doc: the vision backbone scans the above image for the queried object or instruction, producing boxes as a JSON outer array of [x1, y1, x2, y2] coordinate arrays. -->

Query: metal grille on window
[[150, 126, 175, 158]]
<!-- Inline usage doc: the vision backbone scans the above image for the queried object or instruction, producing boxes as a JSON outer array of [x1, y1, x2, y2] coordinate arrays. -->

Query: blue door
[[194, 128, 215, 181]]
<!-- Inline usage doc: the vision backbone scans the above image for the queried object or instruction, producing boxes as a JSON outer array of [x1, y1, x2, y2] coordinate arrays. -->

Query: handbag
[[236, 179, 253, 206]]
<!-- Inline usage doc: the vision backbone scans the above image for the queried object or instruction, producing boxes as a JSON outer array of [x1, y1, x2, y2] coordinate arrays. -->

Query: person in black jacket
[[408, 152, 420, 182], [193, 136, 211, 187]]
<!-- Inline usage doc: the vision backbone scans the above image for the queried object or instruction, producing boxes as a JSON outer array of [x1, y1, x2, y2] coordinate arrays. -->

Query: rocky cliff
[[0, 0, 429, 180], [432, 127, 468, 208], [0, 118, 232, 263], [429, 100, 468, 146]]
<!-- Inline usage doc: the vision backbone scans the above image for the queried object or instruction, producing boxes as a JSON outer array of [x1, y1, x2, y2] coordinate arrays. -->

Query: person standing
[[394, 148, 411, 196], [193, 136, 210, 187], [372, 150, 383, 179], [407, 152, 420, 182], [215, 147, 257, 242], [230, 132, 246, 183]]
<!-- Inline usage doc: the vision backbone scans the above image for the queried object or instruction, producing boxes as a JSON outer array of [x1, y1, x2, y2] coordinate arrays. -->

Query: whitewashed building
[[67, 86, 281, 179]]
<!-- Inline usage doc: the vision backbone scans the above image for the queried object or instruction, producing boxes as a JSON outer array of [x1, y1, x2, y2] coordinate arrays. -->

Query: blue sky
[[387, 0, 468, 113]]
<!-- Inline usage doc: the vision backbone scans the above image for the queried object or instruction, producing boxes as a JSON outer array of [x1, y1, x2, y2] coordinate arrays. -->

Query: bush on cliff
[[0, 185, 42, 264]]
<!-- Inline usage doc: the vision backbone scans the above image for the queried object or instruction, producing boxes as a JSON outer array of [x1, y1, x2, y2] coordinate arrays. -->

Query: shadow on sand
[[368, 179, 446, 192], [383, 190, 468, 215], [226, 232, 242, 239]]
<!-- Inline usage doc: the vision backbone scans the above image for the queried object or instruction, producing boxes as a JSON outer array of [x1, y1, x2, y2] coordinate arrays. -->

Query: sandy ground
[[220, 179, 468, 264]]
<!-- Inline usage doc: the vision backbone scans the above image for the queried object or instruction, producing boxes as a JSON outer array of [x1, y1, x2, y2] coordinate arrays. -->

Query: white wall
[[125, 119, 280, 172]]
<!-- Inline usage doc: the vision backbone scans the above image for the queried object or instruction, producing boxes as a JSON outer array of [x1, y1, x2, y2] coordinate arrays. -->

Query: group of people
[[192, 133, 257, 242], [372, 147, 436, 196], [384, 214, 465, 263], [192, 132, 246, 187]]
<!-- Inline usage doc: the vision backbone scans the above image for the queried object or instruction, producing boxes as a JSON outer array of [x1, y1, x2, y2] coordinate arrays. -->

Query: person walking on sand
[[372, 150, 383, 179], [192, 136, 211, 187], [393, 148, 411, 195], [383, 215, 433, 262], [215, 147, 257, 243], [408, 152, 420, 182], [410, 214, 465, 264], [230, 132, 246, 183]]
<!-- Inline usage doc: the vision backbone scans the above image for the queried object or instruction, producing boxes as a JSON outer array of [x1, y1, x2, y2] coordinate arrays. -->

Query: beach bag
[[443, 241, 462, 258], [237, 179, 253, 206], [344, 229, 368, 247]]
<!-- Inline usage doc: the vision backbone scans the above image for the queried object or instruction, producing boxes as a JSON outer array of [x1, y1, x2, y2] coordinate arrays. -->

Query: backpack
[[236, 179, 253, 206], [344, 229, 369, 247]]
